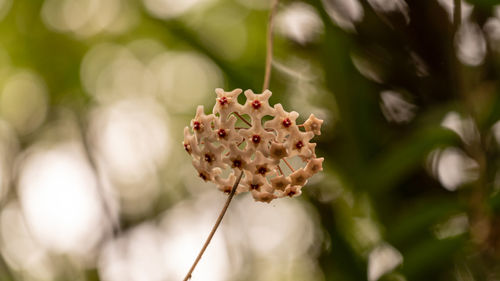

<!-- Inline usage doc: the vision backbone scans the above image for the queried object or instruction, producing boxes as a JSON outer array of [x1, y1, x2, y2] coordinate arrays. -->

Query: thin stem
[[233, 112, 252, 127], [262, 0, 279, 92], [282, 158, 295, 172], [183, 171, 244, 281], [276, 165, 284, 175]]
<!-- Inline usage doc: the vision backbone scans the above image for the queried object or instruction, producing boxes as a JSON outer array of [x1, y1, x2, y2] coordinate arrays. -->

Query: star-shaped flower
[[214, 172, 248, 194], [289, 168, 311, 186], [286, 127, 315, 159], [244, 172, 267, 192], [269, 141, 288, 160], [248, 151, 276, 176], [213, 115, 242, 146], [284, 185, 302, 197], [191, 105, 216, 143], [213, 88, 243, 119], [183, 127, 200, 156], [264, 103, 300, 141], [198, 141, 226, 170], [303, 114, 323, 135], [184, 88, 324, 203], [305, 157, 324, 175], [240, 121, 275, 156], [251, 189, 277, 203], [192, 162, 221, 182], [270, 175, 290, 191], [223, 144, 253, 171], [241, 89, 275, 121]]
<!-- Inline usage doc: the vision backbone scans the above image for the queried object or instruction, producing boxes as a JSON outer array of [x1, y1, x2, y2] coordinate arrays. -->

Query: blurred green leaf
[[387, 197, 463, 247], [401, 235, 466, 279], [364, 126, 459, 193]]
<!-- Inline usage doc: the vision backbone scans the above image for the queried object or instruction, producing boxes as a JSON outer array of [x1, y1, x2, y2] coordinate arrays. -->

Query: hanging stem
[[184, 1, 279, 279], [183, 171, 244, 281], [262, 0, 279, 92]]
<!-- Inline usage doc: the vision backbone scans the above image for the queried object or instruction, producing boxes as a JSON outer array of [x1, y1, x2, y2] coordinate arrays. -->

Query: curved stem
[[183, 171, 244, 281], [262, 0, 279, 92]]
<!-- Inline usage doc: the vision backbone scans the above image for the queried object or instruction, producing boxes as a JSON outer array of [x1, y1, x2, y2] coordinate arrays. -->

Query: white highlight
[[322, 0, 364, 31], [368, 243, 403, 281], [276, 2, 324, 45], [18, 142, 104, 255]]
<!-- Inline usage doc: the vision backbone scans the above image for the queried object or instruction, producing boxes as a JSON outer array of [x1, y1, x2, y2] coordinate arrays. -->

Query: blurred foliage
[[1, 0, 500, 280]]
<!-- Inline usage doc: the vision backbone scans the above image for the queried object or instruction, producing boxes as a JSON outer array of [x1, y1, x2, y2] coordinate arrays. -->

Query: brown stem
[[282, 158, 295, 172], [276, 165, 284, 175], [183, 171, 244, 281], [233, 112, 252, 127], [262, 0, 279, 92]]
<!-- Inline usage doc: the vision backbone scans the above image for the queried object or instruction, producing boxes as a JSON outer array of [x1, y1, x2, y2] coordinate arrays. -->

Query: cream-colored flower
[[248, 151, 276, 176], [244, 172, 267, 192], [303, 113, 323, 135], [264, 103, 300, 141], [284, 185, 302, 197], [289, 168, 310, 186], [213, 115, 242, 146], [251, 189, 277, 203], [241, 89, 275, 120], [240, 121, 275, 156], [198, 141, 226, 170], [305, 157, 324, 175], [183, 127, 200, 156], [269, 141, 288, 160], [184, 88, 323, 203], [214, 172, 248, 194], [213, 88, 243, 119], [223, 144, 253, 171], [191, 105, 216, 143], [270, 175, 290, 191], [286, 127, 315, 159]]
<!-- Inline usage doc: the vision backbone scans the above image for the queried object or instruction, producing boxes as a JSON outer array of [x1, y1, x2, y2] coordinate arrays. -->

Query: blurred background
[[0, 0, 500, 280]]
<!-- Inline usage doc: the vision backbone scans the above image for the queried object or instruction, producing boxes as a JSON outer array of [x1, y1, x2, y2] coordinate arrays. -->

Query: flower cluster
[[183, 88, 324, 203]]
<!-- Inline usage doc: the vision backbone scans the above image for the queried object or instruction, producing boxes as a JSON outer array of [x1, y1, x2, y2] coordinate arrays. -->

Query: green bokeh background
[[1, 0, 500, 280]]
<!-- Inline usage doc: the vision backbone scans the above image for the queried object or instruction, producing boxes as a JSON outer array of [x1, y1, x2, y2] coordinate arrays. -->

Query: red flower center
[[251, 100, 261, 109], [183, 143, 191, 153], [250, 183, 260, 190], [282, 118, 292, 128], [204, 154, 213, 163], [218, 96, 228, 106], [218, 129, 227, 138], [252, 135, 261, 144], [295, 141, 304, 150], [232, 159, 242, 168], [193, 121, 201, 130], [257, 166, 268, 175]]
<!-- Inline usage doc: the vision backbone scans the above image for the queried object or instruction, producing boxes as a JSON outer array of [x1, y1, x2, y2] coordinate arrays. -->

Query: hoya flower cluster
[[183, 88, 324, 203]]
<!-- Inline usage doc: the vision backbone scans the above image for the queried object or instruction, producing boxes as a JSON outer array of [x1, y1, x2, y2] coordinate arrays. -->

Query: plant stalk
[[182, 171, 243, 281]]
